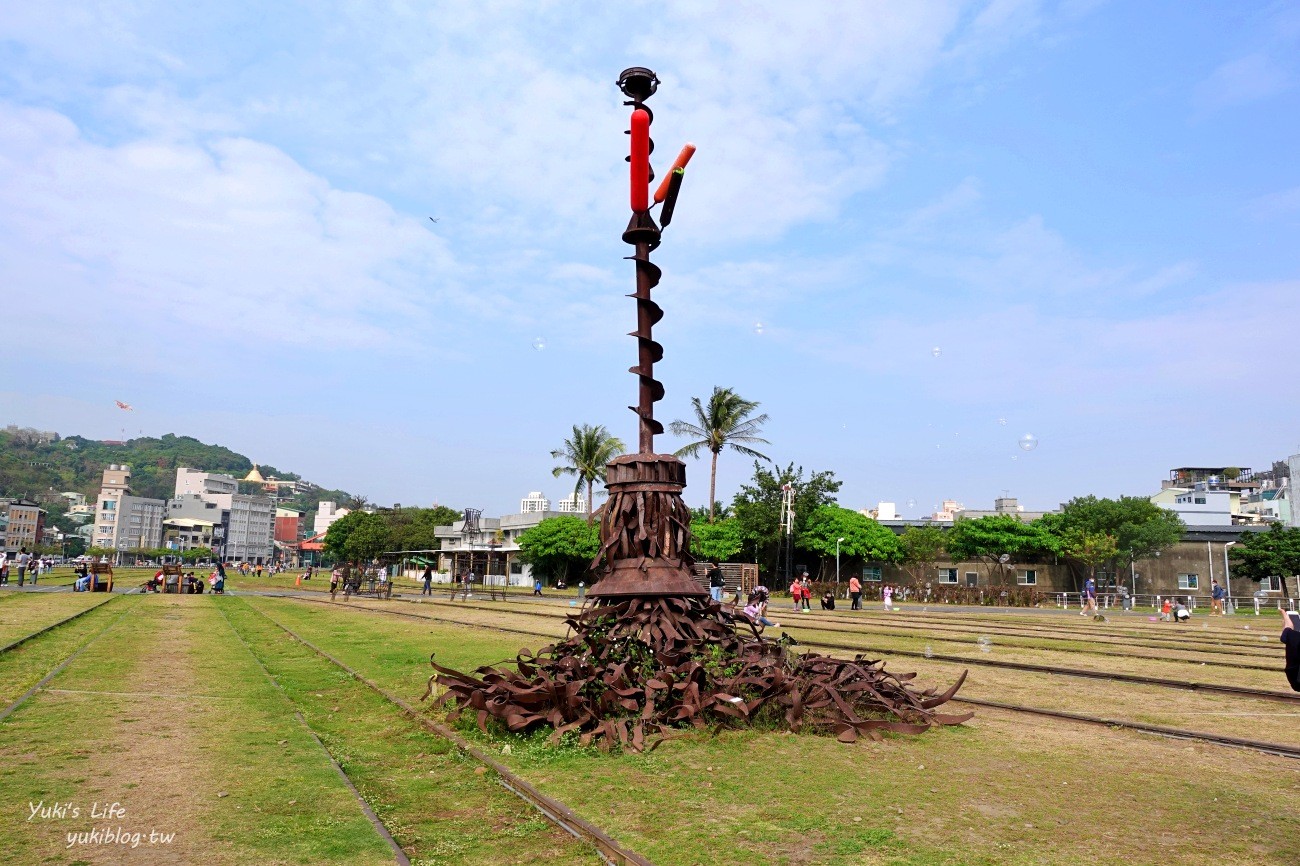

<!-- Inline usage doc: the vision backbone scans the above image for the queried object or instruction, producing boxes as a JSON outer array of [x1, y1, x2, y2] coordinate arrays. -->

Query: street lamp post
[[836, 537, 845, 586], [1223, 541, 1238, 614]]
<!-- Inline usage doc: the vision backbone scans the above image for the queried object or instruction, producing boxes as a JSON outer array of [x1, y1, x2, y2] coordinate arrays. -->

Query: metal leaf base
[[423, 595, 971, 751]]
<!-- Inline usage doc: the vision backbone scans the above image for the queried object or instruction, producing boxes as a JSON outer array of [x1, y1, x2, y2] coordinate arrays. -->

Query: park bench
[[88, 562, 114, 593]]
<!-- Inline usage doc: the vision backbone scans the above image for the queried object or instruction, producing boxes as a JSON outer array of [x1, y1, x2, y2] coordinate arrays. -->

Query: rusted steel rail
[[0, 599, 138, 723], [252, 592, 1300, 703], [242, 599, 654, 866], [955, 696, 1300, 760], [514, 601, 1280, 669], [210, 602, 413, 866], [785, 609, 1277, 657], [382, 593, 1277, 662], [249, 593, 1300, 757], [0, 594, 122, 655]]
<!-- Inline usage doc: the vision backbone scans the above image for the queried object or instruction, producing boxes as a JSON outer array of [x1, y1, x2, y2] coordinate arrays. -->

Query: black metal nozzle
[[618, 67, 659, 102]]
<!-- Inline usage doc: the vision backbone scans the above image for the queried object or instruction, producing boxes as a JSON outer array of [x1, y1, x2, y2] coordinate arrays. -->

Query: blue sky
[[2, 1, 1298, 516]]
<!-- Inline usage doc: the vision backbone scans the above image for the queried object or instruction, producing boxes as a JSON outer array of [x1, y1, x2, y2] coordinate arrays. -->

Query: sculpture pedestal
[[589, 453, 706, 598]]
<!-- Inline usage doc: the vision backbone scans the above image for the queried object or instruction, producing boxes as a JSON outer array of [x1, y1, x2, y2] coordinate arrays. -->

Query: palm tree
[[670, 387, 771, 523], [550, 424, 626, 524]]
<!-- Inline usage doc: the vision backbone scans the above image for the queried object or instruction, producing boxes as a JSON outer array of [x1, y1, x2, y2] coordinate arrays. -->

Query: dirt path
[[0, 597, 394, 865]]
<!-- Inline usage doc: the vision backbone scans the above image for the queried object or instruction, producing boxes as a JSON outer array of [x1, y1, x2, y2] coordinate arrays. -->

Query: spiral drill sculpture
[[424, 67, 970, 751]]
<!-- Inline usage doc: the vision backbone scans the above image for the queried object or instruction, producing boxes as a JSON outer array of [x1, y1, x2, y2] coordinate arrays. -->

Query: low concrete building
[[314, 501, 351, 536], [175, 468, 239, 498]]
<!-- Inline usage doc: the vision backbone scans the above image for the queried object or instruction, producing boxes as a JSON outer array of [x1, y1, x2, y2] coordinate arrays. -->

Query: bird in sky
[[428, 217, 439, 223], [115, 400, 134, 411]]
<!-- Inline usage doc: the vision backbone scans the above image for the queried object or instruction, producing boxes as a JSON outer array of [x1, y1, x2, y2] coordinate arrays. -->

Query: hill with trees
[[0, 426, 356, 514]]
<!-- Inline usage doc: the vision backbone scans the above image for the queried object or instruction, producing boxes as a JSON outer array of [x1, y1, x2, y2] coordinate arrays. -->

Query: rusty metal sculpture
[[425, 67, 971, 750]]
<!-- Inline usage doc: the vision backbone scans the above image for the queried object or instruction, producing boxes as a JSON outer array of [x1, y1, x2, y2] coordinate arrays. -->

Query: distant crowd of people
[[0, 548, 52, 587]]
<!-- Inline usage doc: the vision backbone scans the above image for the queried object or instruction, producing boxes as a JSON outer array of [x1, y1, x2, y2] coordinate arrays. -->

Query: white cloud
[[1194, 52, 1291, 112], [1247, 185, 1300, 220], [0, 103, 456, 356]]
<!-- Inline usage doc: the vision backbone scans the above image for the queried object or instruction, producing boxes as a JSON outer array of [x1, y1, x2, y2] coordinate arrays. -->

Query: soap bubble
[[1018, 433, 1039, 452], [1010, 455, 1019, 461], [531, 336, 546, 351], [931, 346, 942, 358], [997, 417, 1007, 426], [977, 635, 992, 653], [753, 322, 764, 336], [923, 645, 933, 659], [906, 499, 917, 509]]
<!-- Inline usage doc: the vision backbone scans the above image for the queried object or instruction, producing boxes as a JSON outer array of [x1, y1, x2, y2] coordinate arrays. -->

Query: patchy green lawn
[[244, 594, 1300, 866]]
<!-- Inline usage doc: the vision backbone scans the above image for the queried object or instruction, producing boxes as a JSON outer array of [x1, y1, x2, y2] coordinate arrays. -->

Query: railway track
[[240, 598, 653, 866], [0, 598, 139, 723], [211, 601, 414, 866], [377, 592, 1280, 663], [244, 592, 1300, 760], [286, 592, 1299, 704], [517, 598, 1280, 667], [0, 594, 122, 655], [799, 609, 1279, 655]]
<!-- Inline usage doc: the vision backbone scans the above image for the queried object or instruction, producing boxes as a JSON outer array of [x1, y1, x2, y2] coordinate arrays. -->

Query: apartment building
[[4, 499, 46, 553], [92, 465, 165, 554]]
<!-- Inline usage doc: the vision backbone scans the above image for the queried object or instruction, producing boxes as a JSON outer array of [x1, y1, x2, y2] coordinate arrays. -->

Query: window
[[1018, 570, 1037, 585], [1262, 576, 1282, 592], [938, 568, 958, 584], [862, 567, 882, 582], [1194, 497, 1206, 505], [1178, 573, 1199, 590]]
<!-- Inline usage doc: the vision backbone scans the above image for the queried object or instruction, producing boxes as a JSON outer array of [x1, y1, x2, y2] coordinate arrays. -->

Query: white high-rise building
[[555, 493, 586, 514], [520, 492, 550, 513]]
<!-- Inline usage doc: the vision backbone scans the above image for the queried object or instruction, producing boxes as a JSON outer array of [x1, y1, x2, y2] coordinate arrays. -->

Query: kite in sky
[[115, 400, 134, 411]]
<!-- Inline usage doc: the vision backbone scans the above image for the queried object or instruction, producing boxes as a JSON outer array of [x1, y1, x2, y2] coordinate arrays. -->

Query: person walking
[[883, 583, 894, 611], [533, 577, 543, 596], [707, 562, 726, 603], [1211, 580, 1225, 615], [330, 567, 341, 600], [1080, 576, 1098, 616], [1160, 596, 1172, 622], [799, 575, 812, 612], [16, 548, 31, 587], [421, 564, 433, 596], [848, 575, 862, 611]]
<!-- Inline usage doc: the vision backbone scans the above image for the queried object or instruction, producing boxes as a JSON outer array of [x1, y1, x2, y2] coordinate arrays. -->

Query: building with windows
[[92, 465, 165, 555], [175, 468, 239, 499], [555, 493, 587, 514], [313, 501, 351, 536], [163, 494, 226, 554], [4, 499, 45, 554], [223, 495, 275, 563], [520, 492, 550, 513]]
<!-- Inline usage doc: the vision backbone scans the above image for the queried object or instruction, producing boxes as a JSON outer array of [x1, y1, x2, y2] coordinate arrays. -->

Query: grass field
[[1, 588, 1298, 865]]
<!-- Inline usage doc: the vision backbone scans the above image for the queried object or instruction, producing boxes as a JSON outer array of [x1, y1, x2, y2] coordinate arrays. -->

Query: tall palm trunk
[[709, 450, 719, 523], [587, 478, 594, 525]]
